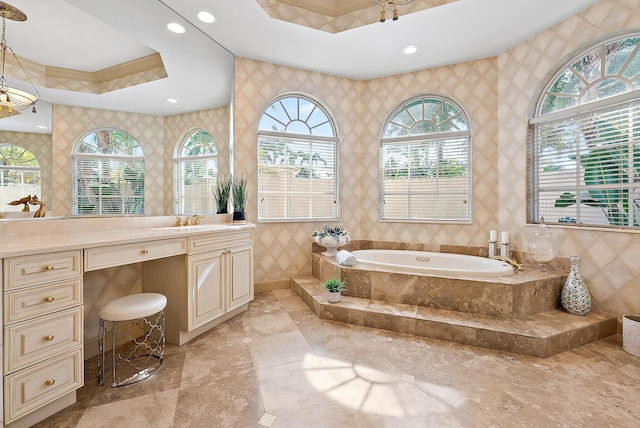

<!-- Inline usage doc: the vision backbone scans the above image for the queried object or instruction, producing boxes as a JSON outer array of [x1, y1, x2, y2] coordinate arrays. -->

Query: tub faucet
[[492, 255, 524, 272]]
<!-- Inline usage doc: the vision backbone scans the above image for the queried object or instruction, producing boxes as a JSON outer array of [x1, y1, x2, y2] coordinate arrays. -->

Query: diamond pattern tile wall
[[163, 106, 231, 214], [235, 0, 640, 320], [234, 56, 500, 284], [12, 1, 640, 333], [52, 105, 166, 216], [497, 0, 640, 318], [50, 104, 229, 334]]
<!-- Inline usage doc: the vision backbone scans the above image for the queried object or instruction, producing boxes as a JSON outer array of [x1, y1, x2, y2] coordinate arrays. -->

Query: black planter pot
[[233, 211, 246, 223]]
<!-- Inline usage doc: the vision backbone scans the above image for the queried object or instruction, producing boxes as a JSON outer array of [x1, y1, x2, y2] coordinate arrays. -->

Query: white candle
[[501, 231, 509, 244], [489, 230, 497, 242]]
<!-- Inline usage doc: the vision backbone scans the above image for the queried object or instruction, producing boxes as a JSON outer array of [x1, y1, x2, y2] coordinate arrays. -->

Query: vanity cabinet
[[0, 221, 255, 425], [187, 249, 225, 330], [2, 251, 84, 425], [143, 228, 254, 345]]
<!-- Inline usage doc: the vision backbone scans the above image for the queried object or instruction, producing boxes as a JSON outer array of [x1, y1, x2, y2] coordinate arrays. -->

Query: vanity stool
[[98, 292, 167, 387]]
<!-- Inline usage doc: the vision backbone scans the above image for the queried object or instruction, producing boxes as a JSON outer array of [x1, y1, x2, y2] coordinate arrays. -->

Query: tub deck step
[[291, 276, 617, 358]]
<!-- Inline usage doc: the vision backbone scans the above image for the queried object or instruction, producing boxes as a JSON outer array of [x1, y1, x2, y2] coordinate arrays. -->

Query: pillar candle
[[501, 231, 509, 244], [489, 230, 497, 242]]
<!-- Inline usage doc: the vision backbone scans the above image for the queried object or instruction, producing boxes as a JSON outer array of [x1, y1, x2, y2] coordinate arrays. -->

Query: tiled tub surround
[[293, 240, 617, 357]]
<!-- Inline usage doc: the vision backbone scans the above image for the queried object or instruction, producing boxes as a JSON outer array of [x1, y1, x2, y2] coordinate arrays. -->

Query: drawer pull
[[45, 379, 56, 386], [142, 249, 149, 254], [44, 296, 55, 303], [44, 335, 55, 341], [45, 265, 54, 271]]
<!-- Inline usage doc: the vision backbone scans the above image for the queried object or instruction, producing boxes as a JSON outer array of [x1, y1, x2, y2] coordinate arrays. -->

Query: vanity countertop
[[0, 221, 256, 258]]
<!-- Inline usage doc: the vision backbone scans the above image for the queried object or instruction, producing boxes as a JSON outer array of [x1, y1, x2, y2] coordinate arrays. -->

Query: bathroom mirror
[[0, 0, 233, 217]]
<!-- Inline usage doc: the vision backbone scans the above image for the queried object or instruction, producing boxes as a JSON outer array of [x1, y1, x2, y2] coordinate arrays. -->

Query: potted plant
[[232, 174, 247, 223], [212, 174, 231, 214], [323, 278, 347, 303], [312, 225, 350, 257]]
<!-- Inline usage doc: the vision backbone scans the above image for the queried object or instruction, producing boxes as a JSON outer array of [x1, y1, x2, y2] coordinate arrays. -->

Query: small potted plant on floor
[[232, 174, 247, 223], [312, 225, 350, 257], [323, 277, 347, 303]]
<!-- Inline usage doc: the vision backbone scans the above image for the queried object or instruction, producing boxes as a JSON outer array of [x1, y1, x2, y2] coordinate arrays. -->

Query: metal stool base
[[98, 310, 165, 387]]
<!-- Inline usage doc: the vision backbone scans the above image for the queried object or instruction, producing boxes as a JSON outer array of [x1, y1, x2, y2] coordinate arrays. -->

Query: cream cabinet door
[[227, 243, 254, 312], [187, 250, 225, 331]]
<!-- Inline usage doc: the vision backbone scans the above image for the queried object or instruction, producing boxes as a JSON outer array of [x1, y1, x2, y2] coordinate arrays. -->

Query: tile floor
[[36, 290, 640, 427]]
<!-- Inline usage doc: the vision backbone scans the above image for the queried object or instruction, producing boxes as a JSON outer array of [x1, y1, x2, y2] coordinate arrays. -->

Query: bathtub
[[351, 249, 514, 277]]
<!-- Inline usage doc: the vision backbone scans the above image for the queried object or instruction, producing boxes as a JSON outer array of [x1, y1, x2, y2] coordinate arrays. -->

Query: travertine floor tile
[[35, 291, 640, 428], [76, 389, 179, 428]]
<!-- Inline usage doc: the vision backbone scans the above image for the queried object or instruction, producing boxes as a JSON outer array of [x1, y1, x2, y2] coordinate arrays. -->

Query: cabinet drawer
[[189, 230, 253, 254], [4, 307, 84, 374], [3, 250, 82, 291], [4, 347, 83, 424], [84, 237, 187, 271], [4, 278, 83, 324]]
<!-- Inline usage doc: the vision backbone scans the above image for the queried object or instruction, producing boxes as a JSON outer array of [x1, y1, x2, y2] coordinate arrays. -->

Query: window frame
[[173, 128, 218, 215], [0, 144, 41, 210], [528, 32, 640, 229], [257, 93, 339, 222], [379, 94, 472, 223], [71, 128, 145, 216]]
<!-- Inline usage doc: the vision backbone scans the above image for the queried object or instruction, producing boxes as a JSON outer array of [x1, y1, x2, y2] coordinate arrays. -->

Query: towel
[[336, 250, 357, 267]]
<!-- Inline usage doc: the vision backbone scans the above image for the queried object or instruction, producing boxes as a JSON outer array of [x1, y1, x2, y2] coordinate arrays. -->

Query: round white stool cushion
[[99, 293, 167, 322]]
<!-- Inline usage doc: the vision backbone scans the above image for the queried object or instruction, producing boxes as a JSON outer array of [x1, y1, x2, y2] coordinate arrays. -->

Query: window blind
[[381, 136, 470, 221], [174, 156, 218, 215], [72, 155, 144, 215], [530, 100, 640, 227], [258, 135, 337, 220]]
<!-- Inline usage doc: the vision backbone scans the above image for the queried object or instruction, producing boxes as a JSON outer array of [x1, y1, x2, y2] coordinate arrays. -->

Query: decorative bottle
[[561, 256, 591, 316]]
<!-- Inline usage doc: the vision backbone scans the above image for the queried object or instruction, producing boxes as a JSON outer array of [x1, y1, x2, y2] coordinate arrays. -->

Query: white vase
[[315, 235, 350, 257], [327, 291, 341, 303]]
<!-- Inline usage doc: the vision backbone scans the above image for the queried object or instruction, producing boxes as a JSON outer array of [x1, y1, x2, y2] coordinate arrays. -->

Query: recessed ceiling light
[[197, 11, 215, 23], [167, 22, 186, 34], [36, 125, 47, 129], [167, 98, 178, 103], [402, 44, 419, 55]]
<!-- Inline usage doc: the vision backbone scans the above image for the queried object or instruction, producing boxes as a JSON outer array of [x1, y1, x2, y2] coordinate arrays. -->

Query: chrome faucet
[[492, 255, 524, 272]]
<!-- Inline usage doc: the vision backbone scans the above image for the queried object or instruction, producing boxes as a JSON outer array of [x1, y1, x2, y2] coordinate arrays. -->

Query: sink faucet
[[186, 215, 202, 226], [492, 255, 524, 272]]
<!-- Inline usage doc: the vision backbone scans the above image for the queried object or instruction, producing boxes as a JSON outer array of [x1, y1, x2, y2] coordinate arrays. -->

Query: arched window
[[258, 94, 339, 221], [0, 144, 41, 210], [529, 33, 640, 228], [173, 129, 218, 215], [71, 128, 144, 215], [380, 95, 471, 221]]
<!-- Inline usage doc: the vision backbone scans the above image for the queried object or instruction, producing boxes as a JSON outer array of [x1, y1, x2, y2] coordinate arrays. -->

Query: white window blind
[[258, 94, 338, 221], [71, 129, 144, 216], [258, 134, 337, 220], [381, 136, 470, 221], [530, 99, 640, 227], [380, 95, 471, 222], [173, 130, 218, 215], [73, 155, 144, 215]]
